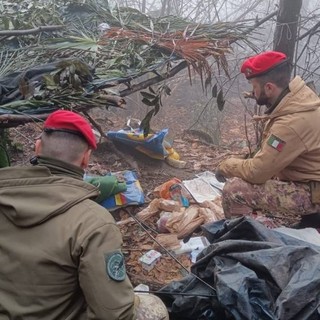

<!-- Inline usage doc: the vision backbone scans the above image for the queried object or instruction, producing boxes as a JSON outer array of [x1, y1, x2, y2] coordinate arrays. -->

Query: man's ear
[[80, 149, 92, 169], [265, 82, 276, 96], [35, 139, 42, 155]]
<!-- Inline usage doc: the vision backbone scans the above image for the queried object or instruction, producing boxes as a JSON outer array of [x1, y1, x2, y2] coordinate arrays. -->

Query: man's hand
[[243, 91, 255, 99], [215, 168, 226, 183]]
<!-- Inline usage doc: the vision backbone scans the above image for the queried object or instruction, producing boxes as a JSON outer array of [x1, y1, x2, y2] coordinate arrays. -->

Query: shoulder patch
[[267, 134, 286, 152], [105, 251, 126, 282]]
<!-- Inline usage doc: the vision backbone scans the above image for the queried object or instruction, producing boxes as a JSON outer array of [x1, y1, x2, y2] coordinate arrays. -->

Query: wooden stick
[[0, 25, 65, 37], [0, 113, 49, 128]]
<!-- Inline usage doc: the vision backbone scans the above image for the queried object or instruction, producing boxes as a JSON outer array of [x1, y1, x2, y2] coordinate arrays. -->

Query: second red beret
[[241, 51, 287, 79]]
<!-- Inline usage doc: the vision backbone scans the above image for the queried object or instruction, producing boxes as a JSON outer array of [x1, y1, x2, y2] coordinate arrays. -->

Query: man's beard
[[255, 89, 271, 107]]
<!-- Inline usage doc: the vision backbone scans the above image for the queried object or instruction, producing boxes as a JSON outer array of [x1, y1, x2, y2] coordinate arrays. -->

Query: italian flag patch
[[267, 134, 286, 152]]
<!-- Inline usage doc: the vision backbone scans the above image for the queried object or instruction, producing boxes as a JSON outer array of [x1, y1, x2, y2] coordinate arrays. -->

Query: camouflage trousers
[[222, 177, 320, 219]]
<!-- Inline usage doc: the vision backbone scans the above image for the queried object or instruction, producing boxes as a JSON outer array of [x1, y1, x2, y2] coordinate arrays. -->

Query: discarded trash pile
[[115, 173, 226, 289], [119, 215, 193, 290], [114, 176, 320, 319]]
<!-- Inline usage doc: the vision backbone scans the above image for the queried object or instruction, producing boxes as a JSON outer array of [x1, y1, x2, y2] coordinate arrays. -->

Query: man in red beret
[[215, 51, 320, 225], [0, 110, 135, 319]]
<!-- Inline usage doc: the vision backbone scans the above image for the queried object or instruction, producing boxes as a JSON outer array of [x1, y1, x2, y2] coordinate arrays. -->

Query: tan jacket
[[218, 76, 320, 184], [0, 159, 135, 320]]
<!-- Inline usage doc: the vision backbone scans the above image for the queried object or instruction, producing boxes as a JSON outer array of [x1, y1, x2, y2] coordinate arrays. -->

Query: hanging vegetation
[[0, 0, 255, 129]]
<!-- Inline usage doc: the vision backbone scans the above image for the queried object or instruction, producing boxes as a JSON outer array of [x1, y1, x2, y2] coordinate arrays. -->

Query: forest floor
[[8, 101, 301, 292], [9, 102, 251, 192], [7, 101, 257, 290]]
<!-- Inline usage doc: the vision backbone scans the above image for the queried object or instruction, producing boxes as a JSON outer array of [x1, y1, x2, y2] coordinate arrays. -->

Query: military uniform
[[218, 76, 320, 218], [0, 157, 135, 319], [222, 177, 320, 220]]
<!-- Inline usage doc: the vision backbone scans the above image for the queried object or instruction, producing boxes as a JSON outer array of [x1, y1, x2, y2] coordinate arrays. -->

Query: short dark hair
[[255, 61, 291, 89]]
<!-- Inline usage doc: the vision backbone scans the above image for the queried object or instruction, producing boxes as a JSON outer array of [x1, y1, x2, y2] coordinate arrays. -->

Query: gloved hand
[[215, 168, 226, 183]]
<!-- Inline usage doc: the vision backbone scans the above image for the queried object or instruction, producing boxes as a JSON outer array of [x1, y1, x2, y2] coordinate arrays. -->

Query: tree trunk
[[160, 0, 167, 16], [166, 0, 171, 15], [141, 0, 146, 13], [273, 0, 302, 65]]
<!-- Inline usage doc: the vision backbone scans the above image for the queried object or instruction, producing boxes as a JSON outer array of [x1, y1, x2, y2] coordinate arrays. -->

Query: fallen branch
[[100, 94, 126, 108], [0, 25, 65, 37], [0, 113, 49, 128], [0, 94, 125, 128]]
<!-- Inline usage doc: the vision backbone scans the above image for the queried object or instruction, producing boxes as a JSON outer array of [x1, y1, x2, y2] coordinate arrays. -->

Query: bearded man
[[216, 51, 320, 223]]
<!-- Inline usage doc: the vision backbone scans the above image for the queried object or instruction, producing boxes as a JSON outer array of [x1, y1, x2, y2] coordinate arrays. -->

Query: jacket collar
[[264, 87, 290, 115], [36, 156, 84, 180]]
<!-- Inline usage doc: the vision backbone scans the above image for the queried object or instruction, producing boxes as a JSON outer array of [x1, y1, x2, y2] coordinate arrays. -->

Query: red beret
[[241, 51, 287, 79], [44, 110, 97, 149]]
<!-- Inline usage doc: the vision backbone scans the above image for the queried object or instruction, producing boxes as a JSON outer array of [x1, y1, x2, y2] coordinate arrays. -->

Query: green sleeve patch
[[105, 251, 126, 282], [267, 134, 286, 152]]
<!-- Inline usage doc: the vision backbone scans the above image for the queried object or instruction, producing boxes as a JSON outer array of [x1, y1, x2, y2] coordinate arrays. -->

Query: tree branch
[[298, 20, 320, 41], [119, 61, 187, 97], [0, 25, 65, 37], [241, 10, 278, 36], [0, 113, 49, 128]]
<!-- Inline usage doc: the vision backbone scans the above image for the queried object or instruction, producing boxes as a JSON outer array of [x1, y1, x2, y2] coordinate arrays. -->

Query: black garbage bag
[[158, 273, 228, 320], [159, 217, 320, 320]]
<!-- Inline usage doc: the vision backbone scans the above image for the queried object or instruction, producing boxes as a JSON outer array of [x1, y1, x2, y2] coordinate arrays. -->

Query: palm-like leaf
[[0, 0, 255, 127]]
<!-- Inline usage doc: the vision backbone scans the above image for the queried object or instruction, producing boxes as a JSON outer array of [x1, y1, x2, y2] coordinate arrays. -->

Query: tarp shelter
[[159, 217, 320, 320]]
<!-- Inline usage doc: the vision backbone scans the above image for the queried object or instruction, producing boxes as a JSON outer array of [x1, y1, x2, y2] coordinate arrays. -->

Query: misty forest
[[2, 1, 320, 316], [0, 0, 319, 176]]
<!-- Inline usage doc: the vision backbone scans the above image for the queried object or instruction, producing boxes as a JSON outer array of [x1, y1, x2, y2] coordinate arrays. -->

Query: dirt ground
[[8, 102, 249, 193], [6, 101, 284, 293]]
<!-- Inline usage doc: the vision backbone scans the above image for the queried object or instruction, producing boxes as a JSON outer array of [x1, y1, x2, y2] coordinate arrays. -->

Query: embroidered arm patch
[[267, 134, 286, 152], [105, 251, 126, 282]]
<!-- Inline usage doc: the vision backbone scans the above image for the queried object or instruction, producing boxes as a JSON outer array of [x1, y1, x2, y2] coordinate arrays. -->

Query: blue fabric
[[107, 128, 169, 159], [100, 170, 144, 211]]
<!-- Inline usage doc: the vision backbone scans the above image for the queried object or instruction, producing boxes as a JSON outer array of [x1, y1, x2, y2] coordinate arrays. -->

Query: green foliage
[[0, 0, 253, 126], [0, 0, 251, 75], [0, 129, 10, 167], [0, 0, 62, 31], [140, 84, 171, 135], [211, 83, 217, 98], [217, 88, 225, 111], [0, 145, 10, 168]]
